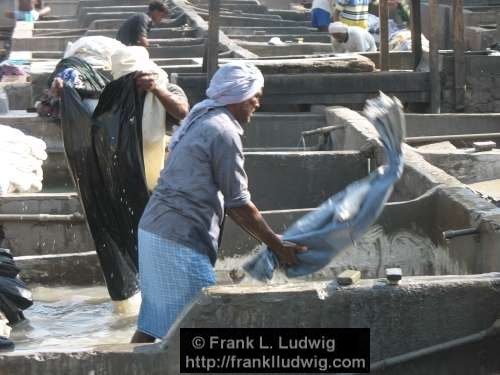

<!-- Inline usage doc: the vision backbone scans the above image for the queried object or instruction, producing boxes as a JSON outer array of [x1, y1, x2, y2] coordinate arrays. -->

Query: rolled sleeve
[[211, 130, 251, 208]]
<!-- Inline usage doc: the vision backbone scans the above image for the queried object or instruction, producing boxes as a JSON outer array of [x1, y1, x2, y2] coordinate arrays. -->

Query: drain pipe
[[365, 319, 500, 373], [442, 227, 479, 240], [300, 125, 346, 137], [0, 213, 85, 222]]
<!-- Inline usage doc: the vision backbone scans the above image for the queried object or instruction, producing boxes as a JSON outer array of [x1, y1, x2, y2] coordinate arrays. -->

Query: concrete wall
[[418, 151, 500, 184], [220, 183, 500, 279], [259, 0, 295, 10], [420, 3, 500, 49], [0, 0, 15, 29], [441, 54, 500, 113], [405, 113, 500, 137], [162, 274, 500, 375], [246, 151, 368, 210], [243, 113, 325, 149], [237, 42, 333, 57], [465, 26, 496, 50], [1, 275, 499, 374], [173, 71, 429, 109]]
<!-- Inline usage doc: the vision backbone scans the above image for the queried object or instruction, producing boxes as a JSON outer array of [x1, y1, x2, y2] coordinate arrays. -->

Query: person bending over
[[116, 1, 168, 47]]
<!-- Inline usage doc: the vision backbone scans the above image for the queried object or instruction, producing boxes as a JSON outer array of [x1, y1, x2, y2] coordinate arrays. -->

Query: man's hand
[[134, 71, 159, 92], [271, 240, 307, 267]]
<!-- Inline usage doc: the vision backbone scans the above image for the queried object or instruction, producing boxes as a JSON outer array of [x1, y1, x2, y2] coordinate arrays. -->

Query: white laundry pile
[[64, 36, 126, 70], [0, 125, 47, 194]]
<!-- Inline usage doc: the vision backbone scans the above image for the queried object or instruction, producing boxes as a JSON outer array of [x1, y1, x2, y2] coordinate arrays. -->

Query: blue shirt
[[139, 107, 251, 264]]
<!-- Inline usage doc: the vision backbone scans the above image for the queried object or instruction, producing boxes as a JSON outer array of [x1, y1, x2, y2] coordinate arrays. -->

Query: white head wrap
[[111, 46, 162, 80], [169, 61, 264, 150], [328, 22, 348, 34]]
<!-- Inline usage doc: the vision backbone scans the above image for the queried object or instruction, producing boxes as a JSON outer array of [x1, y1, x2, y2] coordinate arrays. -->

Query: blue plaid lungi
[[137, 229, 216, 339], [311, 8, 331, 28]]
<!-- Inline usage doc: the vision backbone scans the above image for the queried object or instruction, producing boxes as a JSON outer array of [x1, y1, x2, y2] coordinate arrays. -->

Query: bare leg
[[131, 330, 156, 343]]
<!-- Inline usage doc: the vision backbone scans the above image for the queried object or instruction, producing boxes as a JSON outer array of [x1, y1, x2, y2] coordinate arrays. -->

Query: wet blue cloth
[[244, 93, 405, 281], [137, 229, 216, 339]]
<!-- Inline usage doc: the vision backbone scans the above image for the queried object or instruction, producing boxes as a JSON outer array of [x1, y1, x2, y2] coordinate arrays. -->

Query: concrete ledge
[[418, 150, 500, 184], [0, 83, 33, 110], [173, 71, 430, 107], [163, 273, 500, 374], [405, 113, 500, 137], [243, 112, 325, 148], [17, 252, 103, 285], [0, 344, 169, 375], [1, 275, 499, 374]]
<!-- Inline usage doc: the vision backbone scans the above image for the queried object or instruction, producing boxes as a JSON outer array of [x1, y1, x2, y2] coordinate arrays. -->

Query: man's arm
[[151, 85, 189, 120], [135, 72, 189, 120], [137, 35, 149, 47], [228, 202, 307, 266]]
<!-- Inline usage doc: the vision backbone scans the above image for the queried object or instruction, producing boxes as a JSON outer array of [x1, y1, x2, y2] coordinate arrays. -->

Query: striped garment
[[136, 229, 216, 339], [336, 0, 370, 28]]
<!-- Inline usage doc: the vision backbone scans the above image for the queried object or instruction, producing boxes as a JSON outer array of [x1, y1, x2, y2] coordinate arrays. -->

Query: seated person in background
[[116, 1, 168, 47], [334, 0, 370, 29], [311, 0, 334, 32], [329, 21, 377, 53], [4, 0, 50, 22], [388, 0, 410, 28]]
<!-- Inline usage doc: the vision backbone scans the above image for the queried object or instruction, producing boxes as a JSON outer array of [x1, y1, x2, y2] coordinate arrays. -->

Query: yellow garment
[[340, 17, 368, 29], [143, 134, 170, 191], [111, 46, 170, 190]]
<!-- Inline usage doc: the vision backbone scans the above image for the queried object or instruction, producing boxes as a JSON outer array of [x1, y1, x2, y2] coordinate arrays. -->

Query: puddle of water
[[9, 286, 137, 352]]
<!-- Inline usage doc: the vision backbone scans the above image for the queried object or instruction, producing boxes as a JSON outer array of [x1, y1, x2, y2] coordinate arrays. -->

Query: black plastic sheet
[[0, 254, 19, 279], [48, 56, 109, 99], [0, 276, 32, 311], [60, 73, 149, 301], [0, 248, 30, 325], [0, 293, 24, 325]]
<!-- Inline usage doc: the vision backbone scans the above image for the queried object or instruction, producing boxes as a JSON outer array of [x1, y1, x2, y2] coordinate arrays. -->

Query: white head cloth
[[111, 46, 170, 146], [169, 61, 264, 150], [329, 22, 348, 34], [111, 46, 164, 80]]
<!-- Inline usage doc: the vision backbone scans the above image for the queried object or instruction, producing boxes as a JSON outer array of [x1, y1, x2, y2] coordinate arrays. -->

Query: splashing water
[[10, 286, 137, 352]]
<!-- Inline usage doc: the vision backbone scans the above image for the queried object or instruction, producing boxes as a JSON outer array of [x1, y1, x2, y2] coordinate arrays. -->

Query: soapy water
[[10, 286, 137, 352]]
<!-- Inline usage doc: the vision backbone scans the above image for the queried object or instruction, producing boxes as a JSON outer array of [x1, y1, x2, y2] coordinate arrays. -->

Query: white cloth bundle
[[64, 36, 126, 70], [0, 125, 47, 195]]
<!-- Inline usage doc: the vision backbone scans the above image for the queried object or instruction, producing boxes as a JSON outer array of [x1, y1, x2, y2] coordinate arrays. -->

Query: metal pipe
[[410, 0, 422, 70], [443, 227, 479, 240], [405, 132, 500, 144], [453, 0, 465, 111], [369, 319, 500, 373], [301, 125, 346, 137], [429, 0, 441, 113], [0, 213, 85, 222], [379, 0, 389, 71], [206, 0, 220, 83]]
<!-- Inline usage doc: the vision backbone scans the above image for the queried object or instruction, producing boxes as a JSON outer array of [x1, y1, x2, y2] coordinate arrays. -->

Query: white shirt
[[312, 0, 334, 12], [331, 26, 377, 53]]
